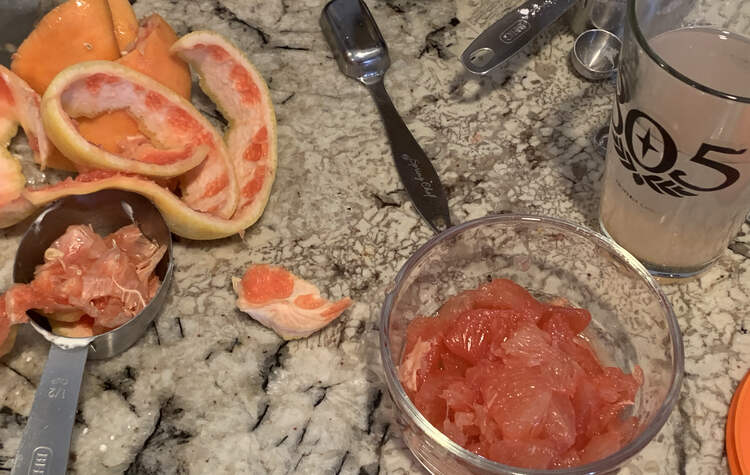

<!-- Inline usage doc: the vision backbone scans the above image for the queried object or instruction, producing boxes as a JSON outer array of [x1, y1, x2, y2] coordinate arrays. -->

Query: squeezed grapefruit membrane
[[0, 223, 166, 348], [398, 278, 643, 469]]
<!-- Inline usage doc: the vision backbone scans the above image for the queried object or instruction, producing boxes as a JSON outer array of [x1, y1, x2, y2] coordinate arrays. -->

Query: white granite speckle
[[0, 0, 748, 474]]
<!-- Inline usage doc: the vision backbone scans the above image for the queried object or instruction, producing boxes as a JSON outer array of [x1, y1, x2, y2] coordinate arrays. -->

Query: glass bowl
[[379, 214, 684, 474]]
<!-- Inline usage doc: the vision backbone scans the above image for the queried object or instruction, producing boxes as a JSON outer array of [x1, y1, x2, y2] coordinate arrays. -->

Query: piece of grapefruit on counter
[[0, 66, 50, 226], [172, 31, 277, 228], [233, 264, 352, 340]]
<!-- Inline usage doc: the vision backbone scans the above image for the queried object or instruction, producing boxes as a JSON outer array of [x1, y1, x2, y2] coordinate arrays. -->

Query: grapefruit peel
[[41, 61, 220, 181], [13, 32, 277, 240], [107, 0, 140, 55], [172, 31, 277, 227], [0, 66, 49, 226]]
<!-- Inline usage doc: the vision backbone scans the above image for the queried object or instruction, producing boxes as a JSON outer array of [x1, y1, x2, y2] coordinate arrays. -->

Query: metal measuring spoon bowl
[[570, 28, 622, 81], [11, 189, 174, 475]]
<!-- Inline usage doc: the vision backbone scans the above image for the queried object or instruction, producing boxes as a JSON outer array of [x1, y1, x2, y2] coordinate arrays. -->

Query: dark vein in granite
[[151, 322, 161, 346], [261, 341, 288, 391], [366, 389, 383, 434], [125, 397, 191, 474], [313, 387, 328, 407], [275, 435, 288, 447], [372, 194, 400, 208], [417, 18, 459, 59], [202, 108, 229, 127], [675, 404, 688, 475], [281, 93, 295, 105], [213, 3, 269, 44], [125, 407, 162, 475], [101, 376, 137, 415], [334, 450, 349, 475], [75, 409, 86, 427], [1, 363, 34, 388], [728, 241, 750, 259], [385, 1, 405, 14], [274, 45, 310, 51], [176, 317, 184, 338], [251, 403, 269, 431], [0, 406, 28, 427], [292, 452, 309, 472], [226, 337, 240, 353], [296, 419, 310, 446], [372, 423, 390, 475]]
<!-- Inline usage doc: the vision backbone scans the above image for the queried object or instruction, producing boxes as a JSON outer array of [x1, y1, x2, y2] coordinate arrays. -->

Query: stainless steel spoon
[[11, 190, 173, 475], [321, 0, 452, 233]]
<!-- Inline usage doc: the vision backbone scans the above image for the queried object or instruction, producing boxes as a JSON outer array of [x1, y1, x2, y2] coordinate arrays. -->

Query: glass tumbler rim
[[378, 213, 685, 474], [627, 0, 750, 104]]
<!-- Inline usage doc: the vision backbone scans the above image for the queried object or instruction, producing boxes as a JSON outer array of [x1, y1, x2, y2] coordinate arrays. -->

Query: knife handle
[[366, 80, 451, 233], [461, 0, 576, 75]]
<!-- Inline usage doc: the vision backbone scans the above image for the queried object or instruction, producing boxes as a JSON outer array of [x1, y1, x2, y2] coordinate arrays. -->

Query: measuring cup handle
[[12, 344, 89, 475]]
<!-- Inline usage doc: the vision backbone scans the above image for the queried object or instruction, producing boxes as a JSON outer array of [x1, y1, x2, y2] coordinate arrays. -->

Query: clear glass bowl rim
[[378, 214, 685, 474]]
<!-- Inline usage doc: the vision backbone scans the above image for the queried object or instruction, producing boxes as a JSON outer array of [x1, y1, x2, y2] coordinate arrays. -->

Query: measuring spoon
[[11, 190, 173, 475], [321, 0, 452, 233]]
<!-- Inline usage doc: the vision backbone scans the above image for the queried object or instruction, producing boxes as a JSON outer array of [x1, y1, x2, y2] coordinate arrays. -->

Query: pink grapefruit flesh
[[398, 278, 642, 469]]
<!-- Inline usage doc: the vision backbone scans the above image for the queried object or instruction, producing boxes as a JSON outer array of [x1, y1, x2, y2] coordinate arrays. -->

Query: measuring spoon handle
[[461, 0, 577, 75], [366, 79, 451, 233], [12, 344, 89, 475]]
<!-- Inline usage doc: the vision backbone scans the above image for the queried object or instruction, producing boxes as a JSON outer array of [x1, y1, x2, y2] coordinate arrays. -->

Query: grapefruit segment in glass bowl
[[379, 215, 683, 474], [398, 278, 643, 469]]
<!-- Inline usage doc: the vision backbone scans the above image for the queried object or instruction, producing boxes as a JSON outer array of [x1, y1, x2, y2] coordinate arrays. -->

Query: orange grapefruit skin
[[76, 14, 193, 162], [107, 0, 139, 54], [10, 0, 120, 95], [8, 31, 276, 240]]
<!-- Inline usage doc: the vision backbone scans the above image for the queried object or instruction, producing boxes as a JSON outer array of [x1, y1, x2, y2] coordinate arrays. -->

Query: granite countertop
[[1, 0, 748, 473]]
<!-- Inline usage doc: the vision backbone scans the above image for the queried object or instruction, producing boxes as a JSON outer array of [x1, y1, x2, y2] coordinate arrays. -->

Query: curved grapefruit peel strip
[[25, 171, 235, 240], [7, 32, 275, 240], [232, 264, 352, 340], [42, 61, 219, 182], [172, 31, 277, 228], [0, 66, 48, 226]]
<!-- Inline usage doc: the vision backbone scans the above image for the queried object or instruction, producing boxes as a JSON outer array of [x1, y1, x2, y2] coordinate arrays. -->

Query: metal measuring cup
[[568, 0, 627, 37], [11, 190, 174, 475], [568, 0, 626, 81]]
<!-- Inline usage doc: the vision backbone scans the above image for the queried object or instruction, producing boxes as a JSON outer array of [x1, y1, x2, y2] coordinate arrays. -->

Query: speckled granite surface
[[1, 0, 748, 473]]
